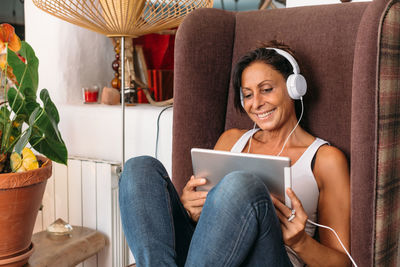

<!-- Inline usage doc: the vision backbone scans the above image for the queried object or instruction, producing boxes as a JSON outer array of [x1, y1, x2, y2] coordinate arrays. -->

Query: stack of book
[[132, 32, 175, 104]]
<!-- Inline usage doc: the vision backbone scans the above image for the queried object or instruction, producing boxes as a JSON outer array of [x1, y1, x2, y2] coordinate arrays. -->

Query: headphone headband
[[265, 48, 300, 74]]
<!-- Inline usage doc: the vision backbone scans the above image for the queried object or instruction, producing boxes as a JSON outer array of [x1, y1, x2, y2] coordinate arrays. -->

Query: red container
[[83, 87, 99, 103], [84, 90, 99, 103]]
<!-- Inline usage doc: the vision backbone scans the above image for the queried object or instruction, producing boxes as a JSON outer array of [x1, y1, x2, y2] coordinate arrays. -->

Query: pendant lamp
[[32, 0, 213, 166]]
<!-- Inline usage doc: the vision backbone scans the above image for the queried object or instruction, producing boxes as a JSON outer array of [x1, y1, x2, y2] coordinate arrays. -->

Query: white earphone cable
[[247, 122, 257, 153], [277, 97, 304, 156], [307, 219, 358, 267]]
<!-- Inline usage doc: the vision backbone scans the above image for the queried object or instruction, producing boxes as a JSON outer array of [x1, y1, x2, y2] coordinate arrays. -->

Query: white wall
[[25, 0, 113, 105], [287, 0, 372, 8]]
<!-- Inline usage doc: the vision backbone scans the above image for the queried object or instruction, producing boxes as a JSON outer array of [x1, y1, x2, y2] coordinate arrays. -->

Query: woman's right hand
[[180, 176, 208, 222]]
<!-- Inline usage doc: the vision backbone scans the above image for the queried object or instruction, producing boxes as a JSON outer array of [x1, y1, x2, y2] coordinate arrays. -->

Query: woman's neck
[[252, 116, 303, 153]]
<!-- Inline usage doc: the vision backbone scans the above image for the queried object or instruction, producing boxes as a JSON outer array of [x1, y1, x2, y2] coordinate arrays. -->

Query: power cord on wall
[[155, 105, 173, 159]]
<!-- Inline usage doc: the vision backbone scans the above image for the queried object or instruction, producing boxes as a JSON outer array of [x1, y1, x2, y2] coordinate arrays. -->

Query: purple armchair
[[171, 0, 400, 266]]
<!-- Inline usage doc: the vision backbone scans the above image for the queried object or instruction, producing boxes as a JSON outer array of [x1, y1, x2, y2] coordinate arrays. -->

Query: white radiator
[[33, 157, 131, 267]]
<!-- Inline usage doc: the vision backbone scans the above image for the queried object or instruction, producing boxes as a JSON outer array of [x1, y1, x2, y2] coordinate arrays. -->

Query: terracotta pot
[[0, 244, 34, 267], [0, 156, 52, 265]]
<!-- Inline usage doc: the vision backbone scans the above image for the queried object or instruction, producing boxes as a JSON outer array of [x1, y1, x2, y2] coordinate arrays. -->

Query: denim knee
[[120, 156, 169, 195], [123, 155, 164, 174], [208, 171, 271, 208]]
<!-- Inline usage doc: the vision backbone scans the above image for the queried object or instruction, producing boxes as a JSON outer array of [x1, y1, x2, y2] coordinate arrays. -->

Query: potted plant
[[0, 23, 67, 266]]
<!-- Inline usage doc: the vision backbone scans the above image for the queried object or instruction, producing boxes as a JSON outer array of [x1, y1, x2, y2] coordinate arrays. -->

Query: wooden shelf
[[28, 226, 106, 267]]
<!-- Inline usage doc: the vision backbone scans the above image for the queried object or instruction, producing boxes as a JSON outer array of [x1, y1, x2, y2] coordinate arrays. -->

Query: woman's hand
[[271, 188, 308, 250], [180, 176, 208, 222]]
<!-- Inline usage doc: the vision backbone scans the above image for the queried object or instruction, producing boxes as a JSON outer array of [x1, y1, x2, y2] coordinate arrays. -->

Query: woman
[[119, 41, 351, 267]]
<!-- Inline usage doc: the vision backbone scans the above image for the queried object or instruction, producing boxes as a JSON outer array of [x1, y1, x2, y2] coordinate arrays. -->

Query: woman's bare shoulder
[[315, 145, 348, 169], [214, 128, 248, 151], [314, 145, 350, 188]]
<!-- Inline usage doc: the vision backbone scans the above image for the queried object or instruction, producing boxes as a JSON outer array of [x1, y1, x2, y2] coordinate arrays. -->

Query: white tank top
[[230, 128, 329, 266]]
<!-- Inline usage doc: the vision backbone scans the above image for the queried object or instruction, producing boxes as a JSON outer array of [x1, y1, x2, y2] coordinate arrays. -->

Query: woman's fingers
[[271, 194, 292, 218], [181, 176, 209, 222], [286, 188, 302, 210], [272, 189, 308, 226], [188, 197, 207, 207], [185, 176, 208, 191], [286, 188, 308, 222], [184, 191, 207, 201], [274, 206, 290, 229]]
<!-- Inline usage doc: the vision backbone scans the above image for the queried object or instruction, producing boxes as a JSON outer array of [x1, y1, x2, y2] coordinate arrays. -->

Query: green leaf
[[40, 89, 60, 133], [7, 41, 39, 96], [30, 129, 68, 165], [14, 107, 40, 154], [7, 42, 39, 119], [28, 89, 67, 165], [7, 85, 39, 119], [17, 41, 39, 91]]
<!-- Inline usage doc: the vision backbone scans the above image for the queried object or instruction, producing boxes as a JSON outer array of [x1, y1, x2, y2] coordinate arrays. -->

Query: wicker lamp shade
[[32, 0, 213, 38]]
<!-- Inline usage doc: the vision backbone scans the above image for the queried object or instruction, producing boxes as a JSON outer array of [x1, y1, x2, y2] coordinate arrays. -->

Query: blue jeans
[[119, 156, 292, 267]]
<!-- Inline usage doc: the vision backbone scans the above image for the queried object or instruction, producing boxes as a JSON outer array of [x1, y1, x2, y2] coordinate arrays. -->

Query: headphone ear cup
[[286, 74, 307, 100]]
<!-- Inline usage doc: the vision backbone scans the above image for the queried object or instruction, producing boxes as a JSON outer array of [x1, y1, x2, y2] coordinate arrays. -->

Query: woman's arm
[[302, 145, 351, 266], [273, 146, 351, 267]]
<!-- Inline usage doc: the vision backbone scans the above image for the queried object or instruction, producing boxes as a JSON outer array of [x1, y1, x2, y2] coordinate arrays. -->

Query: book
[[144, 69, 173, 102], [133, 45, 149, 86]]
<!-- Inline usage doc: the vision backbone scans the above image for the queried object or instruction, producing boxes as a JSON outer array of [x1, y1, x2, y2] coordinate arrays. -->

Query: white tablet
[[191, 148, 292, 206]]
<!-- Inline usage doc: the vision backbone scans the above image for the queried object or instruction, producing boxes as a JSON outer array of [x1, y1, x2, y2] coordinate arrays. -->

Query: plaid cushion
[[376, 1, 400, 266]]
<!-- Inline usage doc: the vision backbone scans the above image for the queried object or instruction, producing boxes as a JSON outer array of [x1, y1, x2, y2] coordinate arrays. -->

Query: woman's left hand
[[271, 188, 308, 250]]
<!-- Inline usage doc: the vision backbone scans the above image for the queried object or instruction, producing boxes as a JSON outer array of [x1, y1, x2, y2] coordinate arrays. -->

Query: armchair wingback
[[172, 0, 400, 266]]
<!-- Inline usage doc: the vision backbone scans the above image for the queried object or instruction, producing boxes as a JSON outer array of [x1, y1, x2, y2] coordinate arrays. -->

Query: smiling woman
[[211, 40, 352, 266], [119, 39, 352, 267]]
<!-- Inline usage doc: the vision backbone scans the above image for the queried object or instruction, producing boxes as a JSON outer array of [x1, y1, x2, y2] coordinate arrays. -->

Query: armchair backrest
[[172, 1, 400, 266]]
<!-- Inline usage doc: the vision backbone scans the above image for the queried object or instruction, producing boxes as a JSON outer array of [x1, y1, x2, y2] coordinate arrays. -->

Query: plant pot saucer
[[0, 243, 34, 267]]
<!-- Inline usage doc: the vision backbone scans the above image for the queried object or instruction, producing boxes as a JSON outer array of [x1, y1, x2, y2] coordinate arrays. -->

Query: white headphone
[[240, 47, 307, 107]]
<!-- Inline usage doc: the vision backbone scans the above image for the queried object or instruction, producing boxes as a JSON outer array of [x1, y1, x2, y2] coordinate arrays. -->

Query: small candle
[[83, 86, 99, 103]]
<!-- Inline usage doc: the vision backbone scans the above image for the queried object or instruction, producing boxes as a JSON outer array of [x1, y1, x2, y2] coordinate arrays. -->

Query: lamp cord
[[155, 105, 173, 159]]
